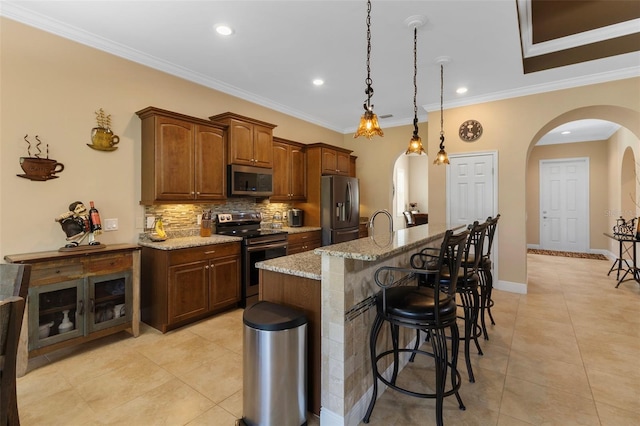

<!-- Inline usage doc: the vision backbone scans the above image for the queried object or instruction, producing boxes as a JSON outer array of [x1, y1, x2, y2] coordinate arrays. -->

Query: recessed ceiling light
[[313, 79, 324, 86], [561, 130, 571, 135], [456, 87, 468, 94], [215, 25, 234, 36]]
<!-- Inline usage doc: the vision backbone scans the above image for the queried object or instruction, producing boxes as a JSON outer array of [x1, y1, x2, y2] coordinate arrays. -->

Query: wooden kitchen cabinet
[[271, 137, 306, 202], [303, 143, 355, 227], [136, 107, 226, 204], [209, 112, 277, 168], [287, 230, 322, 255], [4, 244, 141, 372], [320, 147, 350, 176], [141, 242, 241, 333]]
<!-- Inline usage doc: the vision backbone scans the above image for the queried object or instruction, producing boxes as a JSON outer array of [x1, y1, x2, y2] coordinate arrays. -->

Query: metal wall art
[[17, 135, 65, 181], [88, 108, 119, 151]]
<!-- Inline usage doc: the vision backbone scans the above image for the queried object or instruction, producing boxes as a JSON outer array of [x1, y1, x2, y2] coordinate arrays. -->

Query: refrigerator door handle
[[346, 181, 352, 223]]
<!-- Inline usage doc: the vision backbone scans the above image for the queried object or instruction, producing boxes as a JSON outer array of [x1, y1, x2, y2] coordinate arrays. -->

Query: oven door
[[243, 240, 288, 307]]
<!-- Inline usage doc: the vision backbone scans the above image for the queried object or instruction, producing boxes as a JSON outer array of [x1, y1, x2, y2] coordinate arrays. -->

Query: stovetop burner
[[215, 211, 287, 240]]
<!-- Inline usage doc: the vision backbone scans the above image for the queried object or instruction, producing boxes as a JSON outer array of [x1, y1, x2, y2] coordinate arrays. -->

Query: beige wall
[[0, 18, 342, 258], [2, 18, 640, 291], [345, 80, 640, 290], [525, 140, 609, 248]]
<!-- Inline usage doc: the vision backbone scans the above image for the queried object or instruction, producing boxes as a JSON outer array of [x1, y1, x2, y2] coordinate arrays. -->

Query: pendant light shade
[[405, 24, 425, 155], [354, 0, 383, 139], [433, 59, 450, 165]]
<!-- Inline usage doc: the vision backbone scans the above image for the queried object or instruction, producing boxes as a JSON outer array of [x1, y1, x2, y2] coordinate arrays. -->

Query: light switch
[[104, 218, 118, 231]]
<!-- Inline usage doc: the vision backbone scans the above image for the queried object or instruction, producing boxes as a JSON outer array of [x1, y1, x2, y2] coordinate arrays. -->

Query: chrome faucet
[[369, 209, 393, 234]]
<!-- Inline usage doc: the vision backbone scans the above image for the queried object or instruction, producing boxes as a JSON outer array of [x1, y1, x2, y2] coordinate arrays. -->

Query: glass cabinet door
[[29, 279, 85, 350], [88, 271, 132, 332]]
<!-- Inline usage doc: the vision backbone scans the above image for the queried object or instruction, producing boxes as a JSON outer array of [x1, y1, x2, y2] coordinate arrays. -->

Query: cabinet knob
[[196, 192, 200, 195], [205, 265, 209, 269], [191, 191, 195, 195]]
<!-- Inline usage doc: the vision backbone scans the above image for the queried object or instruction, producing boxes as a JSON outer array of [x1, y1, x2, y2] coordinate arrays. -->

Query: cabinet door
[[253, 124, 273, 168], [195, 125, 226, 200], [156, 117, 195, 200], [321, 148, 338, 174], [168, 261, 208, 324], [209, 255, 241, 311], [289, 145, 307, 200], [88, 271, 132, 333], [271, 141, 291, 201], [336, 151, 350, 175], [228, 119, 254, 166], [29, 279, 85, 350]]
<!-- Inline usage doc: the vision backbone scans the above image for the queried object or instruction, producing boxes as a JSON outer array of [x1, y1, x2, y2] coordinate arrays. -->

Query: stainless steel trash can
[[242, 301, 307, 426]]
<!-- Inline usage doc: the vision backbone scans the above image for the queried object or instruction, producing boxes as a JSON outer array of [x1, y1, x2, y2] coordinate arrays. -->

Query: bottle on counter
[[88, 201, 102, 234], [636, 217, 640, 240], [201, 210, 212, 237]]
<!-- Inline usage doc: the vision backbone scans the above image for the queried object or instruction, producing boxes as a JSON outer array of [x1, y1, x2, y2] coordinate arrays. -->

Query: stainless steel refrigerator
[[321, 175, 360, 245]]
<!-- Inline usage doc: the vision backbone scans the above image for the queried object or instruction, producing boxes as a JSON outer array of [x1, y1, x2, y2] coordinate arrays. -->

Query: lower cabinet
[[29, 270, 133, 351], [287, 230, 322, 255], [3, 244, 141, 370], [141, 242, 241, 333]]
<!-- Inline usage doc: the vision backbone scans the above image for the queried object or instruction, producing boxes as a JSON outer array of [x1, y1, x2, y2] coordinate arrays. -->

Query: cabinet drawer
[[86, 254, 133, 274], [168, 243, 240, 266], [288, 231, 321, 245], [30, 263, 84, 287]]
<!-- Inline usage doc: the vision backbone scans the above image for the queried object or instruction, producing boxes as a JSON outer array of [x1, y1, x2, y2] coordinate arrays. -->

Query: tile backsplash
[[144, 199, 294, 231]]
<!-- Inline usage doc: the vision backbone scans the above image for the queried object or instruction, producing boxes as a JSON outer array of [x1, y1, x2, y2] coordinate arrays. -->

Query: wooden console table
[[4, 244, 140, 376]]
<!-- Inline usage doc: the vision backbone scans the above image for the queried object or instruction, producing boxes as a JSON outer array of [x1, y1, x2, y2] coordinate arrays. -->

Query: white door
[[539, 158, 589, 252], [447, 152, 497, 227]]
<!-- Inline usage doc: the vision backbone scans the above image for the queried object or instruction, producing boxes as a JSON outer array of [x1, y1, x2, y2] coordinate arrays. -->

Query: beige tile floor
[[16, 254, 640, 425]]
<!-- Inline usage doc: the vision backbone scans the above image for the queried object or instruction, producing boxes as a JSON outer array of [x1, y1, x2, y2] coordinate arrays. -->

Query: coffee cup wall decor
[[88, 108, 119, 151], [17, 135, 65, 181]]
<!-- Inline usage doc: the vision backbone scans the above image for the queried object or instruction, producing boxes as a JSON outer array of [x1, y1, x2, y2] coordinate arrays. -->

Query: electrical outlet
[[146, 216, 156, 229], [104, 218, 118, 231]]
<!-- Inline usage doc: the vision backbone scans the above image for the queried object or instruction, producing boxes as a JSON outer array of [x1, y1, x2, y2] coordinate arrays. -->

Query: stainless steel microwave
[[228, 164, 273, 197]]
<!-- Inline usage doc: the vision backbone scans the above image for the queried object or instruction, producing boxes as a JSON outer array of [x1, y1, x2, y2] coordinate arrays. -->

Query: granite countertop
[[314, 223, 458, 261], [255, 250, 321, 280], [138, 226, 321, 250], [137, 234, 242, 250], [256, 223, 459, 280]]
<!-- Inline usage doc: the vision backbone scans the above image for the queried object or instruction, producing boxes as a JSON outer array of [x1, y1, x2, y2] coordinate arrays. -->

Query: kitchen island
[[256, 223, 456, 425]]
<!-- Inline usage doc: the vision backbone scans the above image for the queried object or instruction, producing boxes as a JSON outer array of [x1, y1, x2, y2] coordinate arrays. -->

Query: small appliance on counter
[[287, 209, 304, 227]]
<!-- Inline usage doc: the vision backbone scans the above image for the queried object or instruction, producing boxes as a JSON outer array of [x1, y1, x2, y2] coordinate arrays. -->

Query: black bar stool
[[411, 221, 488, 383], [363, 229, 469, 426], [478, 214, 499, 339]]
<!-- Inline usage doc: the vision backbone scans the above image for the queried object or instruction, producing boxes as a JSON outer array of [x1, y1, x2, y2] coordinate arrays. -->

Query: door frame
[[538, 157, 590, 252]]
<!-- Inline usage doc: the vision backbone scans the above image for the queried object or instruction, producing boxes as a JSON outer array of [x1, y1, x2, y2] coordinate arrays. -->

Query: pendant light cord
[[439, 63, 445, 149], [412, 27, 419, 137], [364, 0, 373, 110]]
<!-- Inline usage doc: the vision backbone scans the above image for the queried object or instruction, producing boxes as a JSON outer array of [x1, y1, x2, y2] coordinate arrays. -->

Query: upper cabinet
[[209, 112, 277, 169], [271, 137, 306, 202], [136, 107, 226, 204], [320, 146, 351, 176]]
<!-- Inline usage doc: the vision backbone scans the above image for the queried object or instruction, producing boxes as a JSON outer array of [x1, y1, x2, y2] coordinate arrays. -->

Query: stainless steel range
[[215, 212, 288, 308]]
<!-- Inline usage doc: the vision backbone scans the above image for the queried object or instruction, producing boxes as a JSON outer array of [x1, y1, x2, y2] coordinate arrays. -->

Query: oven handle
[[245, 242, 288, 252]]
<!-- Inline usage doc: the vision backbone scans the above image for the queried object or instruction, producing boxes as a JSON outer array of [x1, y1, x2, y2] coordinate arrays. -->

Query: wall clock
[[459, 119, 483, 142]]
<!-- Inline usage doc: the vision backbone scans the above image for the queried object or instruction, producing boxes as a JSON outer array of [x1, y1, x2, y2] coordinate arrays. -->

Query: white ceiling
[[2, 1, 638, 143]]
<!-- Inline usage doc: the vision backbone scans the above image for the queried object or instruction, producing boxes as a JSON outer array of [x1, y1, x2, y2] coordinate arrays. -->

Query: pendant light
[[434, 57, 450, 165], [405, 18, 425, 155], [354, 0, 384, 139]]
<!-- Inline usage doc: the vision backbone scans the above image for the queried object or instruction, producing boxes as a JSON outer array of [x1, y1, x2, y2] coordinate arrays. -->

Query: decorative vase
[[58, 309, 74, 334]]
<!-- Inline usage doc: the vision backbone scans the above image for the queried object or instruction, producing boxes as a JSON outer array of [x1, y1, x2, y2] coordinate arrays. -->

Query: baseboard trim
[[496, 279, 527, 294]]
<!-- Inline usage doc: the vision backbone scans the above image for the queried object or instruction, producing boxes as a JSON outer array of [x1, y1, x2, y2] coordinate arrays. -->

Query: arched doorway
[[392, 153, 429, 229], [525, 106, 640, 276]]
